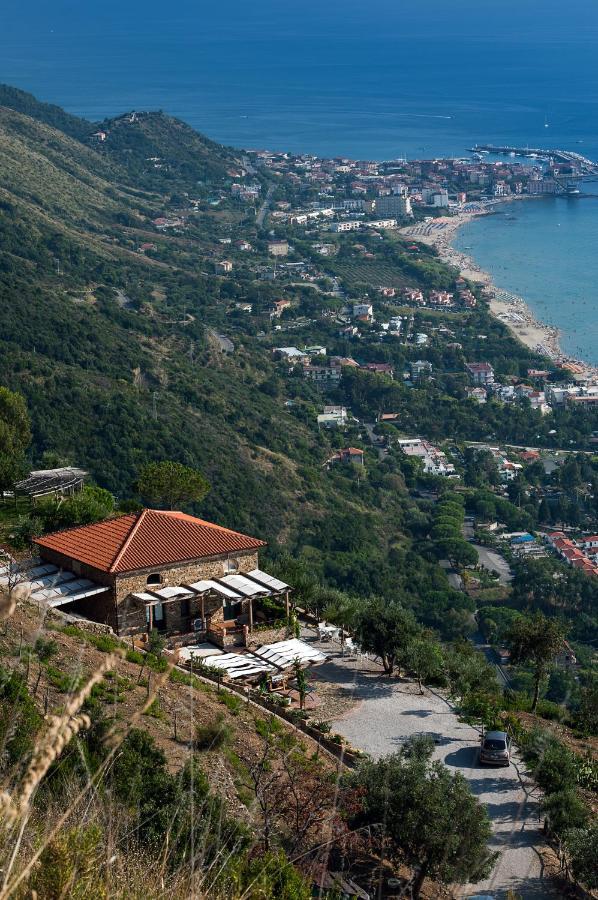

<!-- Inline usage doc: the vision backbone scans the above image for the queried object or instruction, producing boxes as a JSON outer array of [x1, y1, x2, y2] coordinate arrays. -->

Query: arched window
[[146, 573, 161, 586], [224, 558, 239, 574]]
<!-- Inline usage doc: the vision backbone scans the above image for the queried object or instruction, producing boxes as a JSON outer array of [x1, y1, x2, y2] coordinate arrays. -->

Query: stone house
[[33, 509, 275, 638]]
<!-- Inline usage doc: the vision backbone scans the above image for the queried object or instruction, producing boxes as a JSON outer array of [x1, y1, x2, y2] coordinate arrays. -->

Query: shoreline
[[400, 203, 598, 379]]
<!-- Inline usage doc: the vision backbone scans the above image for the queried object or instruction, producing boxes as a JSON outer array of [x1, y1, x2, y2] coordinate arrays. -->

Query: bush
[[0, 669, 42, 765], [535, 699, 566, 723], [565, 823, 598, 889], [34, 636, 59, 661], [147, 629, 165, 657], [541, 789, 588, 837], [86, 633, 122, 653], [534, 743, 577, 794], [195, 714, 233, 750], [145, 652, 169, 673]]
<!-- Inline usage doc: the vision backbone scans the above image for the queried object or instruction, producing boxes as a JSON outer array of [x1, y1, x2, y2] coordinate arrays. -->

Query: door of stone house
[[222, 600, 237, 621], [146, 601, 167, 632]]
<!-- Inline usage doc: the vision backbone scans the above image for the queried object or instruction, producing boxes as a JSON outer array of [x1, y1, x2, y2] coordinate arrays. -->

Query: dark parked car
[[479, 730, 511, 767]]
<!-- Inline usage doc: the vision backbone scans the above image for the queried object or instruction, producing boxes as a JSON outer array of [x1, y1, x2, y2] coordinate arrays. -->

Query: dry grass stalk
[[0, 582, 31, 623], [0, 651, 123, 824]]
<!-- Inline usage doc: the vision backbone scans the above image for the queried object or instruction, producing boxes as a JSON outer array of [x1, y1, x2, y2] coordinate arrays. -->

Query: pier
[[470, 144, 598, 175]]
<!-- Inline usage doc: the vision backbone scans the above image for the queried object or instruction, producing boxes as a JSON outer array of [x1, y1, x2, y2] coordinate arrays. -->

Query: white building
[[364, 218, 397, 230], [397, 438, 456, 477], [353, 302, 374, 322], [375, 195, 413, 217], [330, 221, 361, 233]]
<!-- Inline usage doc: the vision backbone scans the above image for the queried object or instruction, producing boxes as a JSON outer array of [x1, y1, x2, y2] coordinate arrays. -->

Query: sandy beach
[[400, 204, 598, 377]]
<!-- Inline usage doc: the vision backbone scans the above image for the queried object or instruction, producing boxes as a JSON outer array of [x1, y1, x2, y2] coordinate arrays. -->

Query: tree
[[36, 485, 114, 533], [0, 387, 30, 495], [404, 636, 444, 694], [344, 748, 496, 898], [136, 460, 210, 509], [507, 613, 565, 710], [438, 538, 478, 569], [575, 675, 598, 735], [353, 599, 420, 675], [321, 590, 362, 637], [565, 822, 598, 890], [292, 659, 307, 711], [541, 789, 588, 837]]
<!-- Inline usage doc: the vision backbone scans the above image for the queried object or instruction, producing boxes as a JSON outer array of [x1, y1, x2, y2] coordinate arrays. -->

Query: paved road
[[439, 559, 464, 591], [462, 521, 512, 585], [256, 185, 275, 227], [473, 545, 513, 585], [364, 422, 388, 460], [321, 649, 556, 899]]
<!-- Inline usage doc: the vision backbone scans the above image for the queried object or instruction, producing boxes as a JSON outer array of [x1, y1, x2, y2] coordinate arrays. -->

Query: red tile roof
[[34, 509, 266, 574]]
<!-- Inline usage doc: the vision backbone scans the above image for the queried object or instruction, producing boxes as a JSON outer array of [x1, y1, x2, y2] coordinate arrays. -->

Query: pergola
[[14, 468, 88, 502], [131, 568, 292, 633], [179, 638, 327, 681], [0, 561, 109, 608]]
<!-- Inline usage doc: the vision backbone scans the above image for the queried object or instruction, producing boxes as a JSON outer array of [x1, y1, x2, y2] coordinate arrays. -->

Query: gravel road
[[318, 647, 557, 899]]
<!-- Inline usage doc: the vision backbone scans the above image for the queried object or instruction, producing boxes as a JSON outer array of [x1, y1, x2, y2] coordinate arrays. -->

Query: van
[[479, 730, 510, 767]]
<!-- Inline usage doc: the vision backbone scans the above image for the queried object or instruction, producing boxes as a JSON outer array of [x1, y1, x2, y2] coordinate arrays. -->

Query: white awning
[[218, 574, 271, 597], [29, 571, 77, 590], [187, 639, 326, 681], [253, 638, 326, 669], [246, 569, 289, 592], [200, 651, 276, 678], [39, 583, 109, 607], [0, 562, 60, 586], [131, 591, 156, 604], [185, 579, 244, 600], [149, 586, 194, 600]]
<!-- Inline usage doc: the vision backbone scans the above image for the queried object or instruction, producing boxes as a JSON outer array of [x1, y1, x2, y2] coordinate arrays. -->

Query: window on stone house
[[223, 558, 239, 574], [146, 573, 161, 586]]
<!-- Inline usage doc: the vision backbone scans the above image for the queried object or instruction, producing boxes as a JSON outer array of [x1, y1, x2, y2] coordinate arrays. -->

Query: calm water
[[1, 0, 598, 360], [454, 191, 598, 365]]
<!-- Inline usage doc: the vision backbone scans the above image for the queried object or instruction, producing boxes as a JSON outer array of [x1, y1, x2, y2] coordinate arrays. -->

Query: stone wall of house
[[114, 551, 260, 601], [36, 546, 260, 637], [115, 551, 259, 637], [245, 624, 289, 649]]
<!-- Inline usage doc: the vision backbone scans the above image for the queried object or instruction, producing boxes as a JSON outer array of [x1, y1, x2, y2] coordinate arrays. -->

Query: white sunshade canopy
[[185, 579, 244, 600], [0, 561, 109, 608], [32, 579, 108, 603], [182, 639, 327, 682], [218, 574, 271, 597], [29, 571, 77, 590], [149, 585, 194, 600], [199, 652, 276, 679], [246, 569, 289, 592], [253, 638, 327, 669]]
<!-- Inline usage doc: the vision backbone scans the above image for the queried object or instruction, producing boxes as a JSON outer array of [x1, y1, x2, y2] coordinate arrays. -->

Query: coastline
[[399, 204, 597, 378]]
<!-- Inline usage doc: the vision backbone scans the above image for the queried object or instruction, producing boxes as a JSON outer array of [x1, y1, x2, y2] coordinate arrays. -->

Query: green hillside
[[0, 87, 469, 631]]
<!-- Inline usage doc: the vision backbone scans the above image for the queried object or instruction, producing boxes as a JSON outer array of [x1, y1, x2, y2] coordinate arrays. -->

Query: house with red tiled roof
[[325, 447, 365, 467], [33, 510, 268, 637]]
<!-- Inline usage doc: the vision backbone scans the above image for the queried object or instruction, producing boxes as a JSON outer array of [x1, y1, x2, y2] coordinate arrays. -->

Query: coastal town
[[0, 88, 596, 900]]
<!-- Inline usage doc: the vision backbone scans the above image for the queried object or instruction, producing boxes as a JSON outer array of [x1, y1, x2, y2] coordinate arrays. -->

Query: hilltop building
[[32, 510, 284, 638]]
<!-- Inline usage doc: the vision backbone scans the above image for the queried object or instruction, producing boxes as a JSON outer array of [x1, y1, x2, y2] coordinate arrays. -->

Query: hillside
[[0, 87, 465, 630]]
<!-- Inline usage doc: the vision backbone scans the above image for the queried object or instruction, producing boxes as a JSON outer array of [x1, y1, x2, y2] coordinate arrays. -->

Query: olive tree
[[344, 746, 496, 897]]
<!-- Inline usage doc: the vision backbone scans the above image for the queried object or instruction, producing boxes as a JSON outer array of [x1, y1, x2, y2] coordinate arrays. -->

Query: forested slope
[[0, 87, 468, 629]]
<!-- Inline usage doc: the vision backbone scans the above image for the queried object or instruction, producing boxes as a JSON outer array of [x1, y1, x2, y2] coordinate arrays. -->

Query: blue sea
[[2, 0, 598, 361]]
